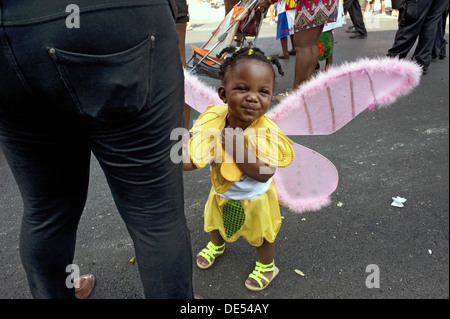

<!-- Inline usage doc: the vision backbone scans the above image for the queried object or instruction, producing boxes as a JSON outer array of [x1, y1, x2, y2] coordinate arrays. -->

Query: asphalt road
[[1, 3, 448, 301]]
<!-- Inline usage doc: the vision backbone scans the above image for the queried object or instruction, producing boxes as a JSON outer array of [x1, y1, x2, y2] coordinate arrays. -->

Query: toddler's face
[[218, 60, 274, 129]]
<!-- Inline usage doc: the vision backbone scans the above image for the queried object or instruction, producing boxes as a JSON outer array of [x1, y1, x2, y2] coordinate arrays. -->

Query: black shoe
[[416, 62, 429, 75], [350, 33, 367, 39]]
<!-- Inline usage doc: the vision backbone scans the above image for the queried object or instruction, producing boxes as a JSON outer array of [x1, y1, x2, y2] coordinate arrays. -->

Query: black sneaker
[[350, 33, 367, 39]]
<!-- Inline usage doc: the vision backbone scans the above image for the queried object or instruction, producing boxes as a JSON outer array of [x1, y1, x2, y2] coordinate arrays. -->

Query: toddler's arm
[[182, 133, 197, 171], [222, 127, 276, 183]]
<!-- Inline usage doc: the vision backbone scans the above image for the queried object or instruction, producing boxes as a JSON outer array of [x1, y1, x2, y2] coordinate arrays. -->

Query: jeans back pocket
[[48, 35, 153, 123]]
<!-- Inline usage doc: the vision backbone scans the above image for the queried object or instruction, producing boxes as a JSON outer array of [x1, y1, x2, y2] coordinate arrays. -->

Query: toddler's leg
[[196, 230, 226, 269], [210, 230, 226, 247], [245, 240, 278, 291], [255, 239, 275, 265]]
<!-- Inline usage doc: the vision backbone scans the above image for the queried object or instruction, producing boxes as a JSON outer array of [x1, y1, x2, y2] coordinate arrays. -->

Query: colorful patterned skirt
[[323, 0, 345, 32], [294, 0, 339, 32]]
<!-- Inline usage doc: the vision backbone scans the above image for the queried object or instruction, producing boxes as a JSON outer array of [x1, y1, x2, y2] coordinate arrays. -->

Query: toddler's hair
[[216, 47, 284, 82]]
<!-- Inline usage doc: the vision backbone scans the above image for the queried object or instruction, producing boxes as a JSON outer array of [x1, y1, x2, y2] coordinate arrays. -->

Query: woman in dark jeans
[[0, 0, 193, 299]]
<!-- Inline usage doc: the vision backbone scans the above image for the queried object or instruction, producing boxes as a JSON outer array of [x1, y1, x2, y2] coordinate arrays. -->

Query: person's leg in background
[[387, 0, 431, 60], [365, 0, 373, 14], [379, 0, 386, 15], [292, 24, 324, 89], [431, 3, 448, 60], [325, 30, 334, 70], [344, 0, 368, 38], [345, 0, 366, 32], [360, 0, 367, 17], [412, 0, 449, 72]]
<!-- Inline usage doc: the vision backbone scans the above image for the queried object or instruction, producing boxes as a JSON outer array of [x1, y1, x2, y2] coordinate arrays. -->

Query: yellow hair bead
[[248, 49, 253, 55]]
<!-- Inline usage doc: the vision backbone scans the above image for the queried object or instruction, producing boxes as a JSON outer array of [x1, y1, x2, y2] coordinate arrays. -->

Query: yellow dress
[[189, 105, 294, 247]]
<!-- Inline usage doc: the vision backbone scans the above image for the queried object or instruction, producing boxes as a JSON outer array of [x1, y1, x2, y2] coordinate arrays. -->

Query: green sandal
[[245, 260, 279, 291], [196, 241, 225, 270]]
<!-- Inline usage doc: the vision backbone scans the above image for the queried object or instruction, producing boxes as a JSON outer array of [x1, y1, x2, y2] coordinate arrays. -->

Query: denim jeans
[[0, 0, 193, 298]]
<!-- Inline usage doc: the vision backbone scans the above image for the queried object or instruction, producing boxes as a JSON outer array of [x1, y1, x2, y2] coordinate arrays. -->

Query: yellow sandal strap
[[248, 260, 276, 288], [198, 241, 225, 264]]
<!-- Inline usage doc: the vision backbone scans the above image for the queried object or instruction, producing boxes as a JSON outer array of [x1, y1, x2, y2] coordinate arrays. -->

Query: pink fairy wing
[[273, 143, 338, 213], [184, 69, 223, 113], [183, 59, 421, 214], [267, 57, 422, 135], [269, 58, 421, 213]]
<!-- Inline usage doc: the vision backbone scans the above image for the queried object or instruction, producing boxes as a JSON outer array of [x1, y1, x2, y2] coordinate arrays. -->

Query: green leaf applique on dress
[[222, 200, 246, 239]]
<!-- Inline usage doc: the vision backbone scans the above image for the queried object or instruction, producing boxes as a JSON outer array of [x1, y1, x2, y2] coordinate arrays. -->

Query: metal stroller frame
[[186, 0, 263, 78]]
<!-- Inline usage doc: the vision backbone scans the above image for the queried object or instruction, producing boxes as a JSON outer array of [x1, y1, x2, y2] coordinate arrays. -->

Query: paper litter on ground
[[391, 196, 407, 207]]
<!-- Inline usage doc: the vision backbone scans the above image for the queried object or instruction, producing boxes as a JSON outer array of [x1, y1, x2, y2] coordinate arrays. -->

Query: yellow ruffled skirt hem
[[204, 182, 282, 247]]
